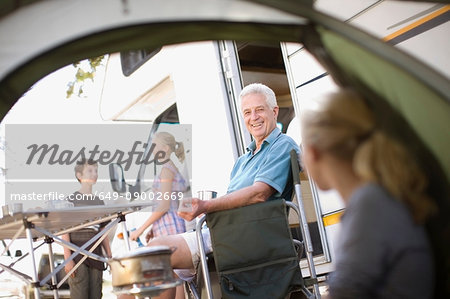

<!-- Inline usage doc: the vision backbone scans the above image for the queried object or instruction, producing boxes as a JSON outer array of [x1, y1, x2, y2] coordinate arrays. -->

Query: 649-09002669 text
[[9, 191, 185, 202]]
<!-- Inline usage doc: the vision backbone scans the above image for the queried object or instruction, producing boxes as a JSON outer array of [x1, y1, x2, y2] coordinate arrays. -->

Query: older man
[[149, 83, 299, 299]]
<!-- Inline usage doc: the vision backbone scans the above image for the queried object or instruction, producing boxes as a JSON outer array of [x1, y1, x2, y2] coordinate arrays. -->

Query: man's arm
[[101, 232, 112, 258], [62, 233, 76, 277], [178, 181, 275, 221]]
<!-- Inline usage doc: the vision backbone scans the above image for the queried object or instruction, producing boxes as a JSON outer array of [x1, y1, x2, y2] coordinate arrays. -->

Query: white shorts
[[174, 227, 212, 281]]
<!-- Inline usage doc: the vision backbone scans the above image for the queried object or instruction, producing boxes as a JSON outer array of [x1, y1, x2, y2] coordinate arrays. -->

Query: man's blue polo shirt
[[227, 127, 300, 201]]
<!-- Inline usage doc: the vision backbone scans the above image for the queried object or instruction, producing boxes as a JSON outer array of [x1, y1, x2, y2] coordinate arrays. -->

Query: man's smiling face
[[241, 92, 279, 146]]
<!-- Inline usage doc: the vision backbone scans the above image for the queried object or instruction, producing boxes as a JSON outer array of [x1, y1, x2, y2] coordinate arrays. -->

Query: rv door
[[216, 41, 251, 159], [281, 41, 345, 276]]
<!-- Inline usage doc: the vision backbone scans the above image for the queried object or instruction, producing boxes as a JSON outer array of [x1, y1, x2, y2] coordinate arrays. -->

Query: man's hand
[[178, 197, 206, 221], [178, 182, 275, 221], [64, 259, 76, 278]]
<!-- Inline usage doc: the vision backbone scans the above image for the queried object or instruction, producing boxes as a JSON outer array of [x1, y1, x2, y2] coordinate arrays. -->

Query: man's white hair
[[239, 83, 277, 109]]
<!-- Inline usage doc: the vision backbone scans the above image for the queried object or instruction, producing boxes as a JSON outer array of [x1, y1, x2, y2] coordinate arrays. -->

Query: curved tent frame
[[0, 0, 447, 180]]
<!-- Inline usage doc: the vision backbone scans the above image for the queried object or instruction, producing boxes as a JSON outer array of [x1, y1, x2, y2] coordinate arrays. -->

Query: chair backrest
[[206, 199, 304, 299]]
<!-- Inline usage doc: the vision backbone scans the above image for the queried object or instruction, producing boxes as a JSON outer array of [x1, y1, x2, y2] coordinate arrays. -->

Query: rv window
[[158, 104, 179, 124], [120, 48, 161, 76]]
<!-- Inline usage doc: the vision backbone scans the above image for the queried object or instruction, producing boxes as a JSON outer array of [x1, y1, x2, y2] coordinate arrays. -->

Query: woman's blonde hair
[[155, 132, 185, 163], [301, 89, 435, 223]]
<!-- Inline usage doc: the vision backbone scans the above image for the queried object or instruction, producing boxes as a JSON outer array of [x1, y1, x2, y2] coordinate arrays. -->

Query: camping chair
[[191, 150, 320, 299]]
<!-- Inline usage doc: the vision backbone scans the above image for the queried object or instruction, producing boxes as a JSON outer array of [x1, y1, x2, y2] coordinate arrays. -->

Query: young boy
[[62, 159, 112, 299]]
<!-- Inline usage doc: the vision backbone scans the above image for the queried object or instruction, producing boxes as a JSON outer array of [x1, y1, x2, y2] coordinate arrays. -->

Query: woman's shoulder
[[161, 161, 179, 174], [345, 183, 406, 227], [349, 183, 425, 237], [350, 183, 395, 209]]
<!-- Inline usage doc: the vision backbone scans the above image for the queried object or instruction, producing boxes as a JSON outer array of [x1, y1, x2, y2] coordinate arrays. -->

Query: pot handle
[[108, 258, 126, 268]]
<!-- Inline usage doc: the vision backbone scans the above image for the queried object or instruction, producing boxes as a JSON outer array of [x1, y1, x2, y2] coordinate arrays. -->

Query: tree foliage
[[66, 56, 106, 98]]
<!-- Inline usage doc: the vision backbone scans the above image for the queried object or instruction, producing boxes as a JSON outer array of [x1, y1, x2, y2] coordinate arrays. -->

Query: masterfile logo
[[4, 123, 192, 209], [25, 140, 168, 171]]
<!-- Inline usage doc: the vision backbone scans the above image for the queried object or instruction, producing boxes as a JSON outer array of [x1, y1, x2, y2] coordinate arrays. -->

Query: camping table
[[0, 202, 154, 299]]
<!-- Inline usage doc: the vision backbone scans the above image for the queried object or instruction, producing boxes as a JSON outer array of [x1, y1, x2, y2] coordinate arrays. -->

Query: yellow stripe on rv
[[383, 5, 450, 42], [322, 211, 344, 227]]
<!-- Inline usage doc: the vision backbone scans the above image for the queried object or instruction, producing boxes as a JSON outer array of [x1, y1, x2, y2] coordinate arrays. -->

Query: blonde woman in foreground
[[301, 89, 436, 299]]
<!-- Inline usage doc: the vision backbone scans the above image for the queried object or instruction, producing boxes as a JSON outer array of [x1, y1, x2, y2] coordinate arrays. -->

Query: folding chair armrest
[[196, 215, 213, 299]]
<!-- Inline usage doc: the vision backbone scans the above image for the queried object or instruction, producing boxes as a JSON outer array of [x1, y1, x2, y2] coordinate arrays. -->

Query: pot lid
[[112, 245, 172, 260]]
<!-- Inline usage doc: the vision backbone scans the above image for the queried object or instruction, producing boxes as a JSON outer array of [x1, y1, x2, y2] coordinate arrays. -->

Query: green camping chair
[[193, 150, 319, 299]]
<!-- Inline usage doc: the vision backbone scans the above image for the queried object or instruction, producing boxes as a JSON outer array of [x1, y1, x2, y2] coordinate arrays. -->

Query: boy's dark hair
[[74, 158, 97, 182]]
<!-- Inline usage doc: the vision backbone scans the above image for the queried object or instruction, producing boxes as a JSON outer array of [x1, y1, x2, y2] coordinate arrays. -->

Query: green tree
[[66, 56, 106, 98]]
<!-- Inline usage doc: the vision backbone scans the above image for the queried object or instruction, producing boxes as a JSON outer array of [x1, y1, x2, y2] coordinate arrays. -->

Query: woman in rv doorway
[[129, 131, 189, 243], [300, 89, 436, 299]]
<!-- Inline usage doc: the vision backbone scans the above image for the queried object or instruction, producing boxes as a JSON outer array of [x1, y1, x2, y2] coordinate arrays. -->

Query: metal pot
[[108, 245, 175, 287]]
